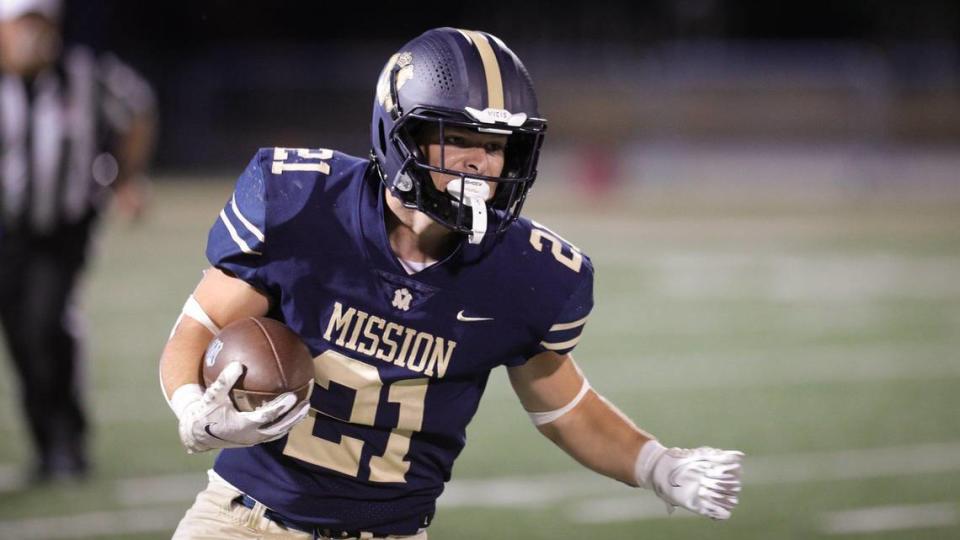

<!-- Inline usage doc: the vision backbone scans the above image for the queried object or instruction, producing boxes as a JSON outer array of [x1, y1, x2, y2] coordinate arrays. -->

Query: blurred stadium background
[[1, 0, 959, 538]]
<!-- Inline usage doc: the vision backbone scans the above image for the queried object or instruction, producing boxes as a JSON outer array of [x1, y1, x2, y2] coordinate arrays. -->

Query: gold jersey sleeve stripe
[[460, 29, 504, 110], [539, 335, 582, 351], [219, 209, 262, 256], [549, 315, 589, 332]]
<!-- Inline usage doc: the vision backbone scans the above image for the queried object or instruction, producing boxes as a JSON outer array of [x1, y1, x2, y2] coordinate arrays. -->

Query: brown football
[[201, 317, 314, 412]]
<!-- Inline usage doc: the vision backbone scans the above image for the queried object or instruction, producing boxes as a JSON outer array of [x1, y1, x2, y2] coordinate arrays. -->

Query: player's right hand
[[635, 441, 743, 520], [171, 362, 310, 453]]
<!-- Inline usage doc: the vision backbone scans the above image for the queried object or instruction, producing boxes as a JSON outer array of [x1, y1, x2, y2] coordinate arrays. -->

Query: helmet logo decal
[[376, 51, 414, 113], [464, 106, 527, 127]]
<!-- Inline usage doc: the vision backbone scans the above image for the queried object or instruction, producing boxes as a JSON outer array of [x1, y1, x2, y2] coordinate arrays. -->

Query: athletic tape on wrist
[[168, 383, 204, 420], [634, 439, 667, 489], [527, 378, 591, 426]]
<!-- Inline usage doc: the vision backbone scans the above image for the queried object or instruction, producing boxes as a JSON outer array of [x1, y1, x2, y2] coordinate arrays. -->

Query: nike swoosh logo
[[668, 458, 708, 488], [203, 423, 228, 442], [457, 310, 494, 322]]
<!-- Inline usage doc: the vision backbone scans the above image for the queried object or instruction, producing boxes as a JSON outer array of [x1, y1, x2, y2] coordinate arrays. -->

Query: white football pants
[[173, 470, 428, 540]]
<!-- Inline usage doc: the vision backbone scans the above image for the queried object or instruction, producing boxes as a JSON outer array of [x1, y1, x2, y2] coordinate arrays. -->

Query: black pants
[[0, 219, 94, 475]]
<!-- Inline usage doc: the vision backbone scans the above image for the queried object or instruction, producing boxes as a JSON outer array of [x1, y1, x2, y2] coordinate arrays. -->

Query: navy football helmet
[[371, 27, 546, 243]]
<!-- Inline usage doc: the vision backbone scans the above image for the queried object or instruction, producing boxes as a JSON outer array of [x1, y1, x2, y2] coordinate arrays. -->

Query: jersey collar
[[358, 163, 501, 282]]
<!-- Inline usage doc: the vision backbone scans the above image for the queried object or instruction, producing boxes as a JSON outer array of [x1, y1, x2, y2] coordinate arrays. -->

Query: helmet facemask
[[386, 108, 545, 244]]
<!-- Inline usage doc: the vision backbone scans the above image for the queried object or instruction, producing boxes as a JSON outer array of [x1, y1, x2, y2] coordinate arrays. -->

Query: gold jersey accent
[[323, 301, 457, 379], [458, 29, 504, 110]]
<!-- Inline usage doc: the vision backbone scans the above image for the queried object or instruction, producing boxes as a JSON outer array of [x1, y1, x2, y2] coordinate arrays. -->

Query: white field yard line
[[0, 507, 186, 540], [43, 343, 960, 425], [567, 492, 697, 524], [595, 347, 960, 391], [90, 339, 960, 423], [114, 440, 960, 507], [534, 212, 960, 242], [115, 472, 207, 505], [745, 442, 960, 484], [821, 502, 959, 535], [442, 441, 960, 505], [460, 340, 960, 407], [2, 441, 960, 537], [595, 251, 960, 302], [570, 497, 698, 523], [565, 442, 960, 524]]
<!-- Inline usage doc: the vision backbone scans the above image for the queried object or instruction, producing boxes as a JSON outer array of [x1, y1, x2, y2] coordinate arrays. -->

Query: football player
[[160, 28, 743, 539]]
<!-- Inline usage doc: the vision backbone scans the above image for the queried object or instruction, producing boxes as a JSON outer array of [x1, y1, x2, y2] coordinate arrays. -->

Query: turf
[[0, 179, 957, 539]]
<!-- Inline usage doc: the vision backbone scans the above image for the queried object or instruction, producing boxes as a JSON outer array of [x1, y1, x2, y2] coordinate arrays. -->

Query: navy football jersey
[[205, 147, 594, 534]]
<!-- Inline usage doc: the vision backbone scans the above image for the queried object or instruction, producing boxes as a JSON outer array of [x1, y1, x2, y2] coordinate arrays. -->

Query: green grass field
[[1, 178, 958, 539]]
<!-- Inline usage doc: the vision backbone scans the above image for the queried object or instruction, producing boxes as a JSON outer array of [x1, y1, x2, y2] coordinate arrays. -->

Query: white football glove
[[635, 440, 743, 520], [169, 362, 310, 453]]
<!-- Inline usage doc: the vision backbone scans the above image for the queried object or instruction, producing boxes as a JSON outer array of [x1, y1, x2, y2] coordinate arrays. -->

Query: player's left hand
[[635, 441, 743, 520]]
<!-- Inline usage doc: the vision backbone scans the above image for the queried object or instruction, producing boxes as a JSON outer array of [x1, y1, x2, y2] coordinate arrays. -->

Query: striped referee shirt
[[0, 45, 154, 236]]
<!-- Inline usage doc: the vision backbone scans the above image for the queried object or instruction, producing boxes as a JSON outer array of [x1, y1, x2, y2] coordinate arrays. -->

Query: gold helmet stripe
[[460, 29, 504, 110]]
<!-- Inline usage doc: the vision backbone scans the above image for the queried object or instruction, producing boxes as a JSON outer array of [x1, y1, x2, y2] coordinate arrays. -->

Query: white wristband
[[168, 383, 204, 420], [527, 378, 591, 426], [634, 439, 667, 489]]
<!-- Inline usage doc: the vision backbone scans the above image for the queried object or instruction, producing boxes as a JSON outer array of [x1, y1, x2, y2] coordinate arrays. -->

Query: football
[[201, 317, 315, 412]]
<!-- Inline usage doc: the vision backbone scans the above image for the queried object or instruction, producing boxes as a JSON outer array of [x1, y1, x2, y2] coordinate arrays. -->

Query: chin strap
[[447, 177, 489, 244]]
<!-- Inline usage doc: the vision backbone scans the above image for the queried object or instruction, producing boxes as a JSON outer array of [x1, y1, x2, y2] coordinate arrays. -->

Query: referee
[[0, 0, 156, 482]]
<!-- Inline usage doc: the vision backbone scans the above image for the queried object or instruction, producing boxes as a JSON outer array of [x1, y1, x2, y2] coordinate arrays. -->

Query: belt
[[238, 494, 375, 539]]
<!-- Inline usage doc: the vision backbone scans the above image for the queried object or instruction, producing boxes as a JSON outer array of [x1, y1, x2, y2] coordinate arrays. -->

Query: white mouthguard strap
[[466, 199, 487, 244], [448, 178, 489, 244]]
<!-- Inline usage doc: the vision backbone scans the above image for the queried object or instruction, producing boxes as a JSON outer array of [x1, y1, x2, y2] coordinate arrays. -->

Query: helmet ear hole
[[378, 119, 387, 155]]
